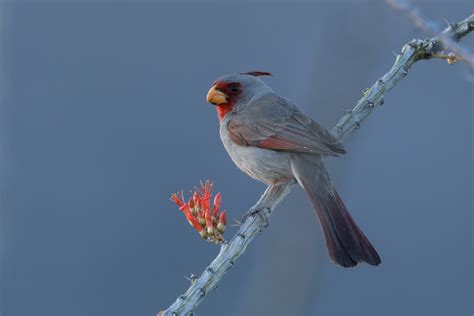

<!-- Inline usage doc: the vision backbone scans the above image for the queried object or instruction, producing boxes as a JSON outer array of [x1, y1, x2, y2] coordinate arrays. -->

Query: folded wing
[[227, 95, 345, 156]]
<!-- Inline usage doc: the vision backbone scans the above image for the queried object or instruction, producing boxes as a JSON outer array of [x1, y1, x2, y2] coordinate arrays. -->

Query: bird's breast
[[219, 119, 293, 184]]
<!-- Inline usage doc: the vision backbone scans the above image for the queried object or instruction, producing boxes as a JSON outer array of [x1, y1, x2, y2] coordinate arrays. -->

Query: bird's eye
[[229, 84, 239, 92]]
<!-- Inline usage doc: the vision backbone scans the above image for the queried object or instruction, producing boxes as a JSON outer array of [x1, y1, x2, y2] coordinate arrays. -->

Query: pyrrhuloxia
[[206, 71, 380, 267]]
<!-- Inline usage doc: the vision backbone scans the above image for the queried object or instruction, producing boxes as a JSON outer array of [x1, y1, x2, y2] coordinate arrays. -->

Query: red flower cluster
[[170, 181, 227, 243]]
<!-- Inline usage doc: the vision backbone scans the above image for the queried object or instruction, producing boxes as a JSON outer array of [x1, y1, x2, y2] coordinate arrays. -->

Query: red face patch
[[213, 81, 242, 121], [214, 81, 242, 98]]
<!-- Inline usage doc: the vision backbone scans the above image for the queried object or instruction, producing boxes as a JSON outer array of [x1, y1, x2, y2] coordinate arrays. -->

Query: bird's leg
[[241, 181, 295, 228]]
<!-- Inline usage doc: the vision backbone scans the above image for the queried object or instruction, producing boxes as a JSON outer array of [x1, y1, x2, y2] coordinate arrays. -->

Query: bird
[[206, 71, 381, 268]]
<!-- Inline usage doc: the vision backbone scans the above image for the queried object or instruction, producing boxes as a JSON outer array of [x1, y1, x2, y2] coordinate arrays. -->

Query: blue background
[[1, 1, 472, 315]]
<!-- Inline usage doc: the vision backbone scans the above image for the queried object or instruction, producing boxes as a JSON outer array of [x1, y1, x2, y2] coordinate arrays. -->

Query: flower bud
[[207, 226, 214, 236], [217, 222, 225, 233], [212, 192, 221, 216], [218, 210, 227, 225], [217, 211, 227, 233], [447, 52, 457, 64], [205, 208, 214, 230], [198, 217, 206, 226], [199, 230, 208, 239], [204, 205, 215, 237]]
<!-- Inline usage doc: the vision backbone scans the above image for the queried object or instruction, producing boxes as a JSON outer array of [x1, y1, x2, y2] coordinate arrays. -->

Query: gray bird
[[206, 71, 381, 267]]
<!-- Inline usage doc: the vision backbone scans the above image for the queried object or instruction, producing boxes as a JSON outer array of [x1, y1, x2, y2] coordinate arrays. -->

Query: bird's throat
[[216, 103, 234, 121]]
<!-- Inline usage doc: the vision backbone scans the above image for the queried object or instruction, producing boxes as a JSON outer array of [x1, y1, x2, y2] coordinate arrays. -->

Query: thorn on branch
[[367, 101, 375, 108], [206, 267, 215, 274], [355, 121, 361, 129], [378, 78, 385, 84], [185, 274, 198, 284], [442, 18, 451, 28], [238, 233, 246, 239], [408, 39, 418, 47], [225, 259, 235, 272], [443, 18, 458, 32], [180, 295, 187, 301], [199, 288, 206, 298]]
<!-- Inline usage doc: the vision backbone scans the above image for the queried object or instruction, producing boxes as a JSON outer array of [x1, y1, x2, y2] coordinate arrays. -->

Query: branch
[[160, 13, 474, 316], [386, 0, 474, 68]]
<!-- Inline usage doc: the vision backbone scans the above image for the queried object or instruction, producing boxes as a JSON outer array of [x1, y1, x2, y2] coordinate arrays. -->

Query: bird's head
[[206, 71, 273, 121]]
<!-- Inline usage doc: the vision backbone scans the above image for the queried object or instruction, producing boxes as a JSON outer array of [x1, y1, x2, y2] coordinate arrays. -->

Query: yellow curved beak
[[206, 85, 228, 105]]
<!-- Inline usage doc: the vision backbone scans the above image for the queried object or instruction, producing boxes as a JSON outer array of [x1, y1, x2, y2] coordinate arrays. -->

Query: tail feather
[[291, 154, 381, 268]]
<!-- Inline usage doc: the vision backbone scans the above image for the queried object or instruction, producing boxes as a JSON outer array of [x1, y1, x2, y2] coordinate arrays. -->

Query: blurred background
[[0, 1, 472, 315]]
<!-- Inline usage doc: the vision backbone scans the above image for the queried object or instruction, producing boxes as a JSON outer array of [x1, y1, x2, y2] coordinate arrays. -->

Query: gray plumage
[[210, 73, 380, 267]]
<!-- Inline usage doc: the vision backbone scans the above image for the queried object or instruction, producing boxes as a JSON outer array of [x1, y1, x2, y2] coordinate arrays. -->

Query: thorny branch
[[160, 12, 474, 316], [386, 0, 474, 68]]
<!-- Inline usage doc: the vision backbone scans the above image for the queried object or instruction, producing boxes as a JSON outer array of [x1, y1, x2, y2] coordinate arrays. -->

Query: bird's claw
[[241, 207, 270, 228]]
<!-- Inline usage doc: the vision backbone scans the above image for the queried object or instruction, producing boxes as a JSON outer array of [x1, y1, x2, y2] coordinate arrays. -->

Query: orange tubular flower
[[170, 192, 185, 208], [181, 204, 206, 238], [200, 181, 212, 211], [170, 181, 228, 243]]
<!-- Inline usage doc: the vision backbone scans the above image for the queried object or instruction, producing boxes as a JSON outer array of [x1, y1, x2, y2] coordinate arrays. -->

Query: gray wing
[[227, 94, 345, 156]]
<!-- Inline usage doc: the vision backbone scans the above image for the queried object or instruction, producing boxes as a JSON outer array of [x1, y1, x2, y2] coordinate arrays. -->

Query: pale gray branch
[[386, 0, 474, 68], [160, 12, 473, 316]]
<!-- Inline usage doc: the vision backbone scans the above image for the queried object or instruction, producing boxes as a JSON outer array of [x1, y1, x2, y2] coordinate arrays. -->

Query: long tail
[[291, 154, 381, 268]]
